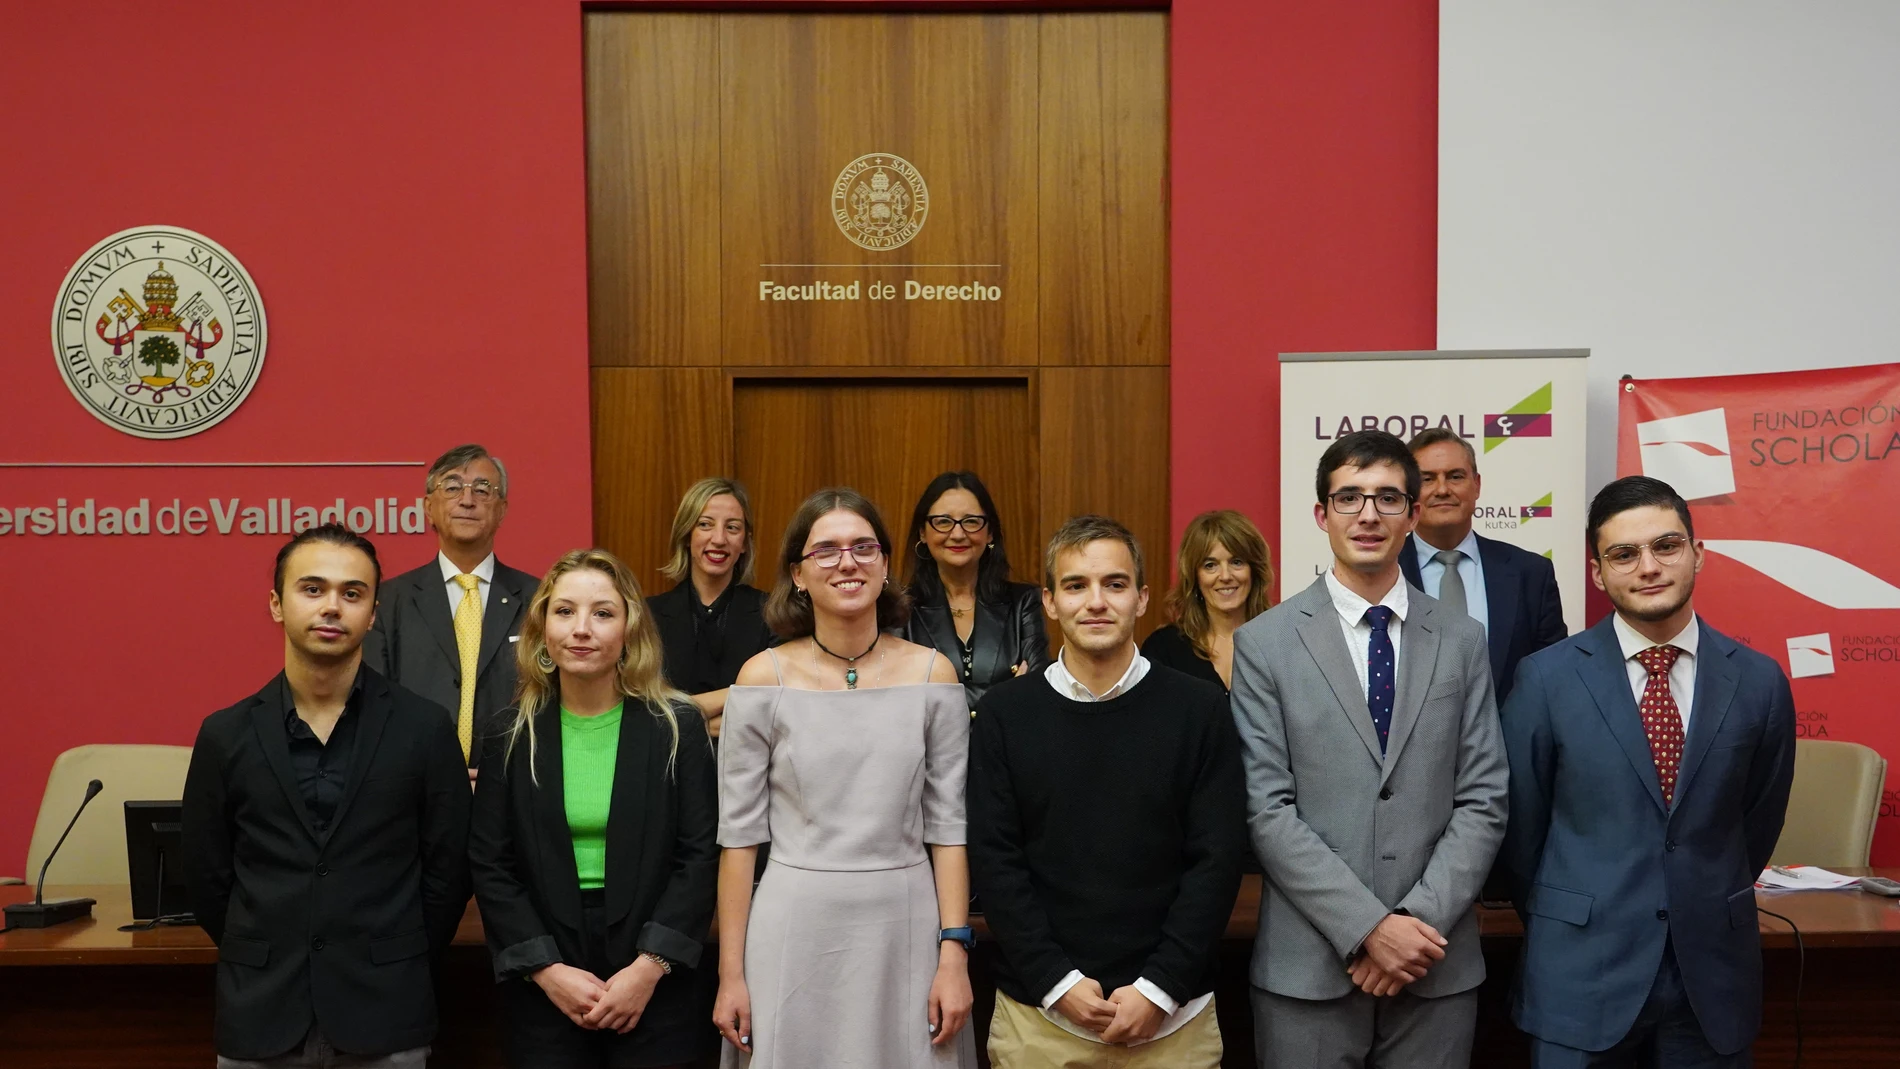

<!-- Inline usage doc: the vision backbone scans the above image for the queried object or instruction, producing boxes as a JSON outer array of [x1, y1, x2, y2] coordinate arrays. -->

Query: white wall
[[1439, 1, 1900, 492]]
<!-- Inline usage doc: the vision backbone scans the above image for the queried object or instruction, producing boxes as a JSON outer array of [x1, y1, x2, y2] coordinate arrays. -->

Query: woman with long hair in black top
[[1141, 509, 1274, 691], [646, 478, 777, 739], [900, 471, 1051, 708]]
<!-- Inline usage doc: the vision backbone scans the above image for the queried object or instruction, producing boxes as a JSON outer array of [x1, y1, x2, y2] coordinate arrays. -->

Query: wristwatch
[[939, 926, 975, 952]]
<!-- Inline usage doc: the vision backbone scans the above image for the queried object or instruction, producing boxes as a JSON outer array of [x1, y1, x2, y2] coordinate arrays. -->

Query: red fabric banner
[[1617, 364, 1900, 862]]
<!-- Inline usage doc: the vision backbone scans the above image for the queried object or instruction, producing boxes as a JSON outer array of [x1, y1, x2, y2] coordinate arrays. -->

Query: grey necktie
[[1433, 549, 1468, 617]]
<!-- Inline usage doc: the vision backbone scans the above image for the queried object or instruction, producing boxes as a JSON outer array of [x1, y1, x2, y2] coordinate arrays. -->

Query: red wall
[[0, 1, 1438, 871], [1169, 1, 1440, 574], [1, 0, 595, 870]]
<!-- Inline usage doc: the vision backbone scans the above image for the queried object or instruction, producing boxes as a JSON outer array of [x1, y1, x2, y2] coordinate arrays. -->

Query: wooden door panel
[[585, 13, 722, 367], [732, 377, 1038, 593], [1038, 13, 1170, 367], [585, 12, 1170, 621], [591, 367, 732, 586], [719, 15, 1040, 366]]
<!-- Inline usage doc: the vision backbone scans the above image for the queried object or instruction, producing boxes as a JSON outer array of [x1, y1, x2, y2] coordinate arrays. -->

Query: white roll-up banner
[[1278, 349, 1589, 636]]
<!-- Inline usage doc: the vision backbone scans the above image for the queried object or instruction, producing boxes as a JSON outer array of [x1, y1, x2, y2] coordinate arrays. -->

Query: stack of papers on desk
[[1756, 865, 1862, 891]]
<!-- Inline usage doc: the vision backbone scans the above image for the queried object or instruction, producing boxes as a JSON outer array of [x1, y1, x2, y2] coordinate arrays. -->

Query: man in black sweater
[[183, 525, 472, 1067], [968, 515, 1245, 1069]]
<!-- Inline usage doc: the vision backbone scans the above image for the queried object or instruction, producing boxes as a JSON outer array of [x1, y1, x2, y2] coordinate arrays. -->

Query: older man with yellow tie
[[364, 444, 538, 781]]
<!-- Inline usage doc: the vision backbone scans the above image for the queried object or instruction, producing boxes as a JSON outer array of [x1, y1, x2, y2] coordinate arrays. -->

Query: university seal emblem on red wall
[[51, 226, 267, 439]]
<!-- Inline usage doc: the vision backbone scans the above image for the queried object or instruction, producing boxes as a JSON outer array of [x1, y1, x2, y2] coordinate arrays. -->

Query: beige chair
[[1769, 739, 1887, 869], [4, 745, 194, 888]]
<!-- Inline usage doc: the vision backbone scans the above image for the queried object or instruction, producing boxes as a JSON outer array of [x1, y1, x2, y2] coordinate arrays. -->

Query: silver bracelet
[[640, 951, 674, 976]]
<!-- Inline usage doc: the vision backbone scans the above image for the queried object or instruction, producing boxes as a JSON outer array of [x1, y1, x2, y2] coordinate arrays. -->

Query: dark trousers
[[1529, 942, 1749, 1069], [502, 890, 715, 1069]]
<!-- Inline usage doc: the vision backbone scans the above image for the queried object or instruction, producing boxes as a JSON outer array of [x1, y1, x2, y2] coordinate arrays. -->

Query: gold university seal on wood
[[831, 154, 929, 250]]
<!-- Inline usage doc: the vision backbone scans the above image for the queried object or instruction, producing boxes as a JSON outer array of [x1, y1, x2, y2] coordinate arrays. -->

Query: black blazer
[[363, 557, 539, 765], [1140, 624, 1228, 691], [469, 696, 718, 982], [646, 582, 777, 695], [1399, 533, 1567, 703], [181, 669, 473, 1060], [904, 581, 1053, 709]]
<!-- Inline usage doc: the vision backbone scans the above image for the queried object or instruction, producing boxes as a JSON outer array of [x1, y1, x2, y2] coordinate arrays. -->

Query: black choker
[[813, 633, 879, 689]]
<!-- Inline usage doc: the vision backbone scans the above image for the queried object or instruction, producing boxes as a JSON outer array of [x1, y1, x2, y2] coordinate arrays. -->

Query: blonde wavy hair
[[1166, 510, 1274, 661], [659, 477, 756, 586], [509, 549, 688, 782]]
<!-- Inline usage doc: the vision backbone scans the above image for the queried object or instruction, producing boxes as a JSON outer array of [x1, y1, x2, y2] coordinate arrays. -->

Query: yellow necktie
[[453, 573, 482, 762]]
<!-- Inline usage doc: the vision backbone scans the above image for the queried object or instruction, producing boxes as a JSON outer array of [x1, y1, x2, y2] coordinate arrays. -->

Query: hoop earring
[[915, 541, 929, 559], [535, 647, 555, 673], [795, 587, 809, 600]]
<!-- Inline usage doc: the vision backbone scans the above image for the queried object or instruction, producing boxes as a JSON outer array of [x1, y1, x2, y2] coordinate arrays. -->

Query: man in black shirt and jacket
[[968, 515, 1245, 1069], [183, 524, 472, 1067]]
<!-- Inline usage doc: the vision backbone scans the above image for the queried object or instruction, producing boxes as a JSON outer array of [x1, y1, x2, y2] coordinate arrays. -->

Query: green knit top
[[561, 703, 622, 891]]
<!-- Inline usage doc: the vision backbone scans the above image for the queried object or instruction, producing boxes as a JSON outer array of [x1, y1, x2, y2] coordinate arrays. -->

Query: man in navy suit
[[1401, 428, 1567, 703], [1500, 476, 1796, 1068]]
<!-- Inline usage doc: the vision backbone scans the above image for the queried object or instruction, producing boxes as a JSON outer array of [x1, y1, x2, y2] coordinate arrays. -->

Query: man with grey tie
[[363, 444, 537, 783], [1232, 430, 1508, 1069], [1398, 428, 1567, 704]]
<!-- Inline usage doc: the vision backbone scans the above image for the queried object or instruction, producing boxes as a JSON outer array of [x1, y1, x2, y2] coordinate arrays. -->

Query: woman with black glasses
[[900, 471, 1051, 708], [713, 488, 976, 1067]]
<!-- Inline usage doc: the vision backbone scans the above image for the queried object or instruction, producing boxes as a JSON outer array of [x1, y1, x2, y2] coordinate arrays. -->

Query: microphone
[[3, 779, 103, 929]]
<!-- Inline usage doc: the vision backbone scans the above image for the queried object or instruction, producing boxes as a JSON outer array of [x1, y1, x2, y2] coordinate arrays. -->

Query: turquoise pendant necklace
[[812, 633, 880, 689]]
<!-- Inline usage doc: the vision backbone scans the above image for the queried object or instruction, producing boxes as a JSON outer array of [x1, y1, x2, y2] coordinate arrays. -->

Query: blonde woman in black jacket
[[470, 549, 718, 1068]]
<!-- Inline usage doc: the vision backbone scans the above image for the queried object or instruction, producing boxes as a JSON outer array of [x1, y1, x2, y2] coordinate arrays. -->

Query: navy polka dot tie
[[1635, 645, 1686, 805], [1364, 606, 1396, 754]]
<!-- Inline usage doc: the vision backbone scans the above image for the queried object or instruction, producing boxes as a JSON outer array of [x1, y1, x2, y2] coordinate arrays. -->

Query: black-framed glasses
[[926, 514, 990, 535], [802, 542, 884, 568], [1326, 490, 1414, 516], [436, 479, 499, 501], [1598, 534, 1690, 573]]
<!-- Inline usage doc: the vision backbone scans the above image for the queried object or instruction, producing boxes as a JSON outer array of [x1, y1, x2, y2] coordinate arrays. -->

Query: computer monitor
[[124, 800, 193, 925]]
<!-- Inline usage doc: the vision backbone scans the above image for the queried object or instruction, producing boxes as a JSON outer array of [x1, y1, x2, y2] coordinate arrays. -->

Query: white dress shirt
[[1324, 569, 1409, 701], [438, 552, 496, 614], [1413, 530, 1488, 637], [1612, 612, 1699, 732], [1043, 645, 1150, 701], [1036, 646, 1211, 1043]]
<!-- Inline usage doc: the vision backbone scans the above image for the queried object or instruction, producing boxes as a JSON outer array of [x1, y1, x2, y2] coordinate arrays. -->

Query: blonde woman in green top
[[470, 549, 719, 1068]]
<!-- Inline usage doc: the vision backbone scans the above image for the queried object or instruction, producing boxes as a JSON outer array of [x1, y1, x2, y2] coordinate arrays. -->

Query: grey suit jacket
[[1231, 576, 1508, 1000], [362, 557, 539, 767]]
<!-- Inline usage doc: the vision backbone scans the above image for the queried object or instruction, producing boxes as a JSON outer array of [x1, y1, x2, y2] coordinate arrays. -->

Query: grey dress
[[718, 652, 977, 1069]]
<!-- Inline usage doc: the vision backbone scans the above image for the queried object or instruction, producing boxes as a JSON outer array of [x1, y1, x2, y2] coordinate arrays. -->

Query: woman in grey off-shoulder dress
[[716, 647, 976, 1069], [714, 486, 976, 1069]]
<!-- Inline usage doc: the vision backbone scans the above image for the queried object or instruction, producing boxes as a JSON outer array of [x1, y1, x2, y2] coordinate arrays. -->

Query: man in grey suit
[[1232, 429, 1509, 1069], [363, 444, 537, 782]]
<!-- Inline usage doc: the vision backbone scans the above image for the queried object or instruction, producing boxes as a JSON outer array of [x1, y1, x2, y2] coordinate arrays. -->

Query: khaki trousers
[[987, 989, 1223, 1069]]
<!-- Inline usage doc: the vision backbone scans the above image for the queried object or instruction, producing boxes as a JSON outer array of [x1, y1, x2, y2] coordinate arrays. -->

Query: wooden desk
[[6, 875, 1899, 1068]]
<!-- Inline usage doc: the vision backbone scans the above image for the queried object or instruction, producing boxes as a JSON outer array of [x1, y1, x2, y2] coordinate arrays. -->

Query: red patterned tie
[[1635, 645, 1686, 805]]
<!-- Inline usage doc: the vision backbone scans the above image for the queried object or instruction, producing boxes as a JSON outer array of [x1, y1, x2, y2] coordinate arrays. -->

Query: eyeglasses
[[926, 514, 990, 534], [436, 479, 499, 501], [1326, 490, 1415, 516], [1598, 534, 1690, 573], [802, 542, 884, 568]]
